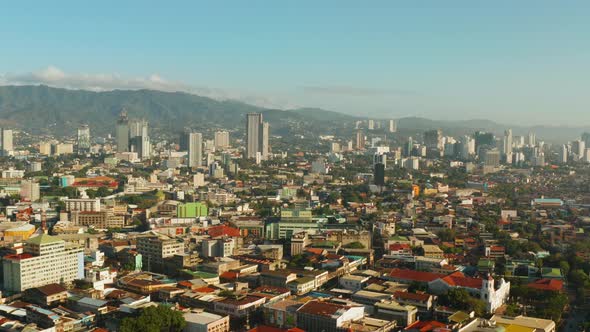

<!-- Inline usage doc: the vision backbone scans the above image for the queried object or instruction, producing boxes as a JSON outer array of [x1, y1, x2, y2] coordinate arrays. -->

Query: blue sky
[[1, 1, 589, 125]]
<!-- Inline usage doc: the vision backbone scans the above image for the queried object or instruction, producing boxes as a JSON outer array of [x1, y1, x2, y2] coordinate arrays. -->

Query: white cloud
[[0, 66, 296, 110]]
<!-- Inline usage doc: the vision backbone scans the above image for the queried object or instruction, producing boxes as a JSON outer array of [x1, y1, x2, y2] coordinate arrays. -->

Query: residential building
[[214, 131, 230, 149], [64, 198, 101, 212], [0, 128, 13, 156], [20, 180, 40, 202], [296, 300, 365, 332], [213, 295, 266, 318]]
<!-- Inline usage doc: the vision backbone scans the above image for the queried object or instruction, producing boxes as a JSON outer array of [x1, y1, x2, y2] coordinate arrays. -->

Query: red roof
[[394, 291, 431, 302], [297, 300, 352, 317], [527, 278, 563, 292], [194, 286, 216, 293], [207, 225, 240, 238], [388, 269, 446, 283], [405, 320, 447, 332], [440, 271, 482, 289], [220, 271, 239, 280], [390, 243, 411, 251], [305, 248, 325, 256]]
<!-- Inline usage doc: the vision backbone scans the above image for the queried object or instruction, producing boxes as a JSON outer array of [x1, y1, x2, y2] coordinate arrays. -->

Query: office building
[[186, 132, 203, 168], [70, 210, 126, 229], [503, 129, 513, 158], [116, 110, 130, 152], [77, 125, 91, 152], [374, 163, 385, 186], [572, 139, 586, 161], [389, 119, 397, 133], [129, 119, 150, 160], [214, 131, 230, 149], [3, 234, 84, 292], [1, 128, 14, 156], [424, 129, 442, 151], [246, 113, 270, 160]]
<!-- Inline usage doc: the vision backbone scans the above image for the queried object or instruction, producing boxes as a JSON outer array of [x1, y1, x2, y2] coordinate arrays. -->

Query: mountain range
[[0, 85, 586, 142]]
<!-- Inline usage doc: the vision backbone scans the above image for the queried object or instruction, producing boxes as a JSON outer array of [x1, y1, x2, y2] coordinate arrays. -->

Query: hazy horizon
[[2, 1, 590, 126]]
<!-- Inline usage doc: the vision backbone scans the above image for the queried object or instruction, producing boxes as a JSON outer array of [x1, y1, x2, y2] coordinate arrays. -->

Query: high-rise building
[[424, 129, 442, 150], [214, 131, 230, 148], [503, 129, 513, 157], [39, 142, 51, 156], [355, 130, 365, 150], [404, 137, 414, 157], [116, 110, 129, 152], [373, 153, 387, 168], [2, 234, 84, 292], [582, 132, 590, 147], [246, 113, 270, 160], [527, 132, 536, 147], [560, 145, 568, 164], [368, 119, 375, 130], [0, 128, 13, 156], [20, 180, 40, 202], [474, 131, 495, 151], [389, 119, 397, 133], [484, 149, 501, 168], [77, 125, 91, 152], [186, 132, 203, 168], [129, 119, 150, 160], [374, 163, 385, 186], [572, 140, 586, 161]]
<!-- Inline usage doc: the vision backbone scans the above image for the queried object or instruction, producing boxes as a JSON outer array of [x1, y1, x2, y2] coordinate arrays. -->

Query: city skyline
[[2, 1, 590, 126]]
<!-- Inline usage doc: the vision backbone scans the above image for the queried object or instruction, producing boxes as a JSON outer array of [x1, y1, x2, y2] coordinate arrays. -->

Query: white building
[[428, 272, 510, 313], [3, 234, 84, 292], [184, 311, 230, 332]]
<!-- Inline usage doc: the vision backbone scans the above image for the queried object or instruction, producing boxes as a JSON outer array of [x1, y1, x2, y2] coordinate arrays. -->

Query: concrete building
[[20, 180, 40, 202], [137, 234, 184, 272], [70, 210, 126, 229], [3, 234, 84, 292], [246, 113, 269, 160], [64, 198, 101, 212], [201, 238, 236, 258], [186, 132, 203, 168], [296, 300, 365, 332], [116, 110, 130, 152], [77, 125, 91, 152], [183, 311, 230, 332], [214, 131, 230, 149], [0, 128, 13, 156]]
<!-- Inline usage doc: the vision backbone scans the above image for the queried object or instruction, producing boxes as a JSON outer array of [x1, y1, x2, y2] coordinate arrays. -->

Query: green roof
[[26, 234, 63, 246]]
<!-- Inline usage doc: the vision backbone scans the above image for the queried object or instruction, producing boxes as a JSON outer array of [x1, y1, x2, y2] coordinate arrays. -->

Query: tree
[[343, 242, 365, 249], [120, 305, 186, 332]]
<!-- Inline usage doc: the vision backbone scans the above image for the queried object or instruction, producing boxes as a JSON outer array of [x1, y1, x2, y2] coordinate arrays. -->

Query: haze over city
[[1, 1, 590, 126]]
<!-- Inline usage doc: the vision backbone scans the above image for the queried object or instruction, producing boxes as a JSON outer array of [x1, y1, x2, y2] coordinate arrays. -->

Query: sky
[[1, 1, 589, 126]]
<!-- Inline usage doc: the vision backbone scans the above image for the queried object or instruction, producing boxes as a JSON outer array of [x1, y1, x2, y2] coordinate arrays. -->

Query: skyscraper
[[129, 119, 150, 159], [424, 129, 442, 150], [0, 128, 13, 157], [368, 119, 375, 130], [582, 132, 590, 147], [503, 129, 513, 157], [116, 110, 129, 152], [374, 163, 385, 186], [77, 125, 91, 152], [246, 113, 269, 160], [214, 131, 230, 148], [527, 132, 536, 147], [355, 130, 365, 150], [187, 132, 203, 168], [388, 119, 397, 133]]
